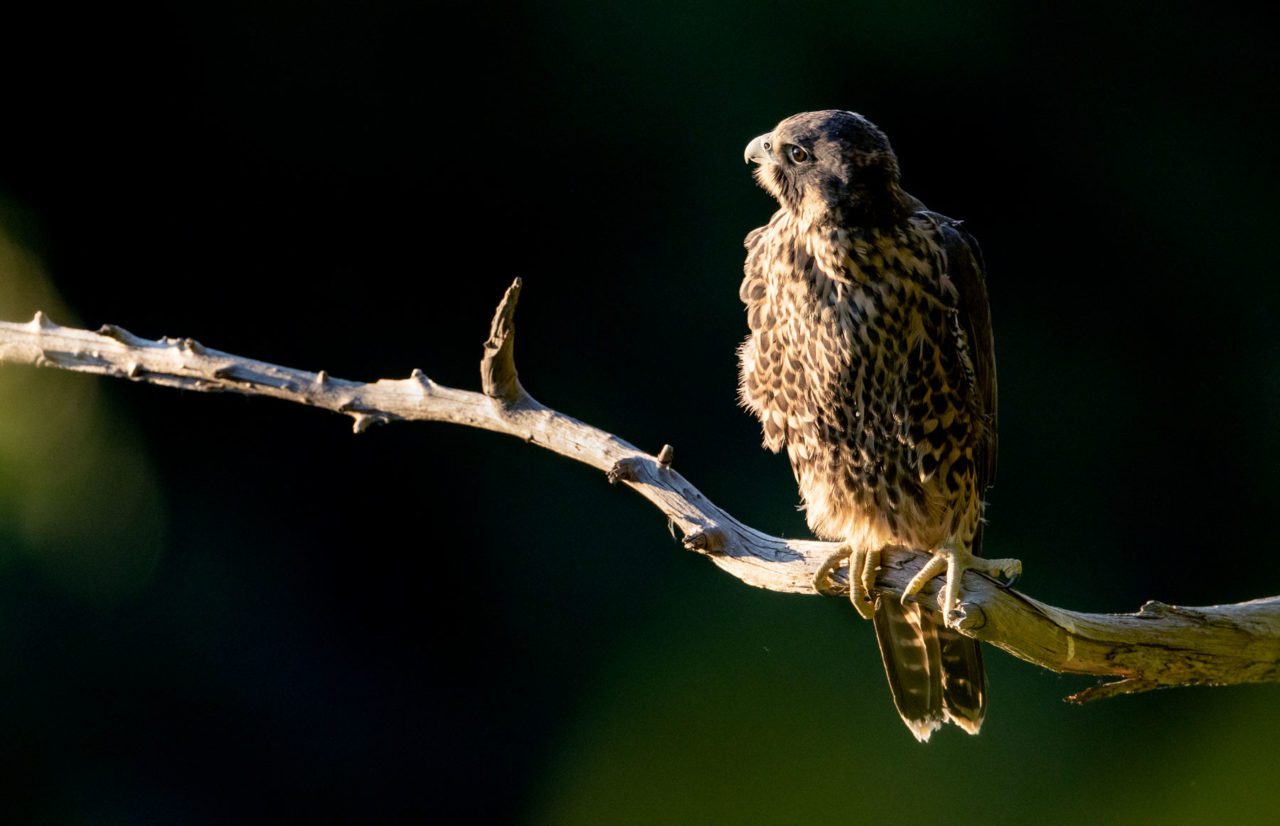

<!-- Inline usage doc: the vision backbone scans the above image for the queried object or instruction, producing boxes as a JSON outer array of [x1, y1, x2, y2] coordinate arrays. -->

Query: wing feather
[[938, 219, 997, 493]]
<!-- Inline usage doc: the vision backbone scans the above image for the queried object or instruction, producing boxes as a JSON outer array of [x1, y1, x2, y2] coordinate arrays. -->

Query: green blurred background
[[3, 1, 1279, 822]]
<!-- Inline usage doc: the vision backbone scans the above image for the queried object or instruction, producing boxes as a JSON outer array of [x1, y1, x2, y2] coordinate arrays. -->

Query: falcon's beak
[[744, 133, 775, 165]]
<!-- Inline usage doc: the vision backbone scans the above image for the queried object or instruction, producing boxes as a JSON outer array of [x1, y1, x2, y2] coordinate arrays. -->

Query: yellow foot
[[900, 545, 1021, 627], [813, 544, 881, 620]]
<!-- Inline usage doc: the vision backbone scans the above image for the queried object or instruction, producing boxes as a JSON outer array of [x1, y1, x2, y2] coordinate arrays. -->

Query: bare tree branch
[[2, 282, 1278, 702]]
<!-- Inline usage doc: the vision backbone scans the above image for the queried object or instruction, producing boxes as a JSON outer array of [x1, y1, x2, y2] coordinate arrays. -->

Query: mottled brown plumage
[[739, 110, 1017, 740]]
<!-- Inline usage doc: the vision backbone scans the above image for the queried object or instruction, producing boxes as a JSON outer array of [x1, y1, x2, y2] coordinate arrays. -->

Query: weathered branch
[[2, 284, 1278, 702]]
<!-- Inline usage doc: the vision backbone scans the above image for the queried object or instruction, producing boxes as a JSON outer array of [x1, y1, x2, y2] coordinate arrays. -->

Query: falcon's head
[[745, 110, 908, 225]]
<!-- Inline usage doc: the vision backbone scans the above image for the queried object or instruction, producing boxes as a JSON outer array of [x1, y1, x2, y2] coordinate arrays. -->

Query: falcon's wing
[[937, 217, 997, 493], [873, 214, 994, 741]]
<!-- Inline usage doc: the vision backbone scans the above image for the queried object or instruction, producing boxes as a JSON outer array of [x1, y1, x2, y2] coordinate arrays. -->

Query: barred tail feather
[[939, 623, 986, 734], [873, 599, 943, 741], [873, 599, 985, 741]]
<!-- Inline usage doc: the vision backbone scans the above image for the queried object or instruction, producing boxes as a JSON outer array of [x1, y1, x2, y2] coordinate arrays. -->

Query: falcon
[[738, 110, 1020, 739]]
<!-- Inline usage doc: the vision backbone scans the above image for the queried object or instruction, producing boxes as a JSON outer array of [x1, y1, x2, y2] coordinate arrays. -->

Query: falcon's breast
[[738, 209, 989, 553]]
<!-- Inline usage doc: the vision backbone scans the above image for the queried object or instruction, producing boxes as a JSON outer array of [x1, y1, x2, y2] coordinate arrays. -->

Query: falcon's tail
[[872, 599, 986, 741]]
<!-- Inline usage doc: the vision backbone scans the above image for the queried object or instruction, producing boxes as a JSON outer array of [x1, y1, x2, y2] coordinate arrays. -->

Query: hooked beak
[[743, 132, 774, 165]]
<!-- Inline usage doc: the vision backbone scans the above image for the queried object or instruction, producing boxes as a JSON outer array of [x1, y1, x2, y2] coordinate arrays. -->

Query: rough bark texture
[[2, 280, 1278, 702]]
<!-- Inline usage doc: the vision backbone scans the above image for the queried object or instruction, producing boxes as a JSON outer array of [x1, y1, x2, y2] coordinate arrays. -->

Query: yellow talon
[[901, 544, 1023, 627]]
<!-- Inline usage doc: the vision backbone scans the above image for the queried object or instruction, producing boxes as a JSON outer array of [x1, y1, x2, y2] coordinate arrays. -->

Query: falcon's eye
[[787, 145, 810, 163]]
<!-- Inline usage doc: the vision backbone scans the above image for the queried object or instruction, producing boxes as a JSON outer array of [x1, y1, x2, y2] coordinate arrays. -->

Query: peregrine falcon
[[738, 110, 1020, 740]]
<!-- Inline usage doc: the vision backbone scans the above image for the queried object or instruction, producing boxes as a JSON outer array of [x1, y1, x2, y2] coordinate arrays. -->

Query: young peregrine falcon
[[738, 110, 1020, 740]]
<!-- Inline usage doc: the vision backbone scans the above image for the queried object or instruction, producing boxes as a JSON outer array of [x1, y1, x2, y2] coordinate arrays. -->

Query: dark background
[[3, 1, 1279, 823]]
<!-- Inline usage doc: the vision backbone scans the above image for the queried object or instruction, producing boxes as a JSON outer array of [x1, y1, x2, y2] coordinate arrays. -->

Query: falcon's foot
[[813, 544, 881, 620], [900, 544, 1021, 627]]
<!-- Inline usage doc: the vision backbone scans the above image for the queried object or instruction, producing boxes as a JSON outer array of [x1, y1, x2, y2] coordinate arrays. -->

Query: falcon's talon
[[901, 553, 947, 607], [981, 558, 1022, 589], [902, 546, 1023, 628], [812, 544, 877, 619], [847, 545, 876, 620], [994, 568, 1021, 589], [861, 547, 881, 597], [813, 546, 850, 597]]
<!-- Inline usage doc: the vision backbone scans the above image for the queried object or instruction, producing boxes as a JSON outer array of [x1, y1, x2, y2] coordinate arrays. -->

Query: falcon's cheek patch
[[754, 164, 802, 212], [752, 163, 782, 199]]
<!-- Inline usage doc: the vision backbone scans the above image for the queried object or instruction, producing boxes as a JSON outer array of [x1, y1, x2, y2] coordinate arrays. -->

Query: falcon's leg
[[813, 544, 880, 620], [901, 544, 1021, 627]]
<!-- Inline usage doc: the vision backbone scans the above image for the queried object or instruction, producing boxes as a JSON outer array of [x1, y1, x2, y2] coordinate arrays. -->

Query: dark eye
[[787, 145, 809, 163]]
